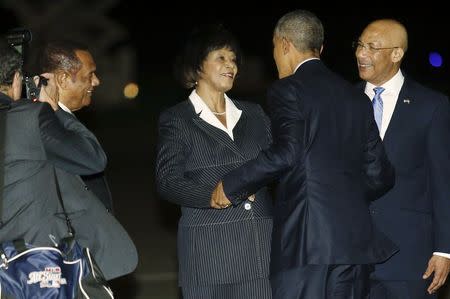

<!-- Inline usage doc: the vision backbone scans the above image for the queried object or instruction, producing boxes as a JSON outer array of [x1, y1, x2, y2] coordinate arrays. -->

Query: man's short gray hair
[[274, 10, 324, 53]]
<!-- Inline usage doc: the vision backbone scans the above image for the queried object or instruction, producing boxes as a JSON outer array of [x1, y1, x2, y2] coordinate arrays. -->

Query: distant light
[[429, 52, 443, 67], [123, 82, 139, 99]]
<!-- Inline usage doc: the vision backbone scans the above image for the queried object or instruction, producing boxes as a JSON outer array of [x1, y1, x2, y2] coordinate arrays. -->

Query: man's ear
[[392, 48, 404, 63], [282, 37, 290, 55], [55, 71, 69, 89]]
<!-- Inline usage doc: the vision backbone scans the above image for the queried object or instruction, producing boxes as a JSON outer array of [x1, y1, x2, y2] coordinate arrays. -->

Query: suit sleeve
[[428, 97, 450, 253], [222, 80, 304, 205], [155, 110, 214, 209], [362, 99, 395, 200], [256, 104, 273, 145], [39, 104, 107, 175]]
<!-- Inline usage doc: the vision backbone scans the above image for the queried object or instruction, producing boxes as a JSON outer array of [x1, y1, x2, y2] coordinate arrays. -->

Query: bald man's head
[[365, 19, 408, 52], [355, 19, 408, 86]]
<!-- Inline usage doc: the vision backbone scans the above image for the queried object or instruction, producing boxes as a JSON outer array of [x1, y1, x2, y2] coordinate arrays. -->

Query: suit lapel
[[191, 113, 246, 160], [383, 82, 413, 145], [356, 80, 413, 147], [231, 107, 248, 149]]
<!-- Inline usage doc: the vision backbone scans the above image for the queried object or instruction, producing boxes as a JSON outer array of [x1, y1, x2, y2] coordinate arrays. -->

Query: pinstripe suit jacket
[[156, 98, 273, 287]]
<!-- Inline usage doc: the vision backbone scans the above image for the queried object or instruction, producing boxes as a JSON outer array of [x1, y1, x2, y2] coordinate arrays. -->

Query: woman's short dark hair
[[175, 24, 242, 89]]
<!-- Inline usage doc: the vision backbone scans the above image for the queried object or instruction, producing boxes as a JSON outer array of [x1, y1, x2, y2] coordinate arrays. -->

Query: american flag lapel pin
[[403, 98, 411, 104]]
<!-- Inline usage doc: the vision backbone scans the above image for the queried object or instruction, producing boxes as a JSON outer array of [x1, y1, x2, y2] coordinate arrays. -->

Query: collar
[[58, 101, 73, 114], [294, 57, 320, 73], [189, 89, 242, 139], [365, 69, 404, 96]]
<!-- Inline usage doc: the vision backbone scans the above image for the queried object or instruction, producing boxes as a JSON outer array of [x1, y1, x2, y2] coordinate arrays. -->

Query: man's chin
[[358, 69, 372, 82], [82, 97, 92, 107]]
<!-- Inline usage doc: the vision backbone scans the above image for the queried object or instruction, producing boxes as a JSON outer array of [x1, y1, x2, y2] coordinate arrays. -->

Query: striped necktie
[[372, 87, 385, 132]]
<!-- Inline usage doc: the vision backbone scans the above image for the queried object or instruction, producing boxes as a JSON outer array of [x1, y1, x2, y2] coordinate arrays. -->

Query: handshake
[[210, 181, 255, 209]]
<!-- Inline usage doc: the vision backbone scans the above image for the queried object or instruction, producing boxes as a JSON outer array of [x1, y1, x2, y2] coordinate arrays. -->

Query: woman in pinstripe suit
[[156, 25, 273, 299]]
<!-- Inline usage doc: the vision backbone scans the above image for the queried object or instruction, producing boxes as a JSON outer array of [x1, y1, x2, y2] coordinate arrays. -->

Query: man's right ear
[[55, 71, 69, 89], [282, 37, 290, 55], [391, 48, 405, 63]]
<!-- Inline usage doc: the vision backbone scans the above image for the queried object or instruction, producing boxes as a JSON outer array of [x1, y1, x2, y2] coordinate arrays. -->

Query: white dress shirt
[[364, 69, 450, 259], [58, 101, 72, 114], [364, 70, 403, 140], [189, 89, 242, 140]]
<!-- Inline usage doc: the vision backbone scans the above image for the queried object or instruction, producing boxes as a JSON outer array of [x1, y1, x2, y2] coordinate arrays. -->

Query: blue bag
[[0, 166, 114, 299], [0, 237, 114, 299], [0, 113, 113, 298]]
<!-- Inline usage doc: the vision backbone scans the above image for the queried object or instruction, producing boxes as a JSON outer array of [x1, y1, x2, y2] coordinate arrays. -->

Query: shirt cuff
[[433, 252, 450, 259]]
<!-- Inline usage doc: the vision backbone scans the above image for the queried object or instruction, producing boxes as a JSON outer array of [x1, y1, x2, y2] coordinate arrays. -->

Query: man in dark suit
[[212, 10, 398, 298], [37, 40, 113, 213], [0, 40, 136, 280], [354, 19, 450, 298]]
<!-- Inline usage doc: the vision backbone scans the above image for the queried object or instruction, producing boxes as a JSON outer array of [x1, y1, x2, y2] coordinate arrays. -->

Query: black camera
[[23, 75, 47, 101], [5, 28, 42, 100]]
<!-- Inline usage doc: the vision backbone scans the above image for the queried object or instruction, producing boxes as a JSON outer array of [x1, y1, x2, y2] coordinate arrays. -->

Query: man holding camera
[[36, 40, 114, 213], [0, 39, 137, 280]]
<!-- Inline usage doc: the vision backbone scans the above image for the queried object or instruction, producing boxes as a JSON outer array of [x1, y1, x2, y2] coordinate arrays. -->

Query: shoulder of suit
[[10, 98, 50, 112], [272, 63, 327, 89], [404, 77, 448, 105], [10, 98, 33, 107], [268, 76, 302, 100], [270, 75, 297, 90]]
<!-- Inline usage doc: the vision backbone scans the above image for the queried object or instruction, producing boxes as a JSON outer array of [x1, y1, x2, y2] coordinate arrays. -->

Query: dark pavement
[[81, 105, 180, 299]]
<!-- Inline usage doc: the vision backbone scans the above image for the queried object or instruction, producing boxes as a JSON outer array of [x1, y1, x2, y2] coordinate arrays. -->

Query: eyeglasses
[[352, 41, 399, 53]]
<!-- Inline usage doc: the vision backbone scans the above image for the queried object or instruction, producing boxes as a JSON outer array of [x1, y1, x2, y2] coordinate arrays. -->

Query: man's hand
[[35, 73, 59, 111], [423, 255, 450, 294], [210, 181, 232, 209]]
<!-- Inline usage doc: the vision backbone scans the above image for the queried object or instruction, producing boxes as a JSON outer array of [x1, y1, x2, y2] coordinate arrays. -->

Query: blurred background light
[[429, 52, 443, 67]]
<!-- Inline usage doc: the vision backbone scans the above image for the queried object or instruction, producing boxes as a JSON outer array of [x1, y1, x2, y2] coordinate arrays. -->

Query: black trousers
[[271, 264, 372, 299]]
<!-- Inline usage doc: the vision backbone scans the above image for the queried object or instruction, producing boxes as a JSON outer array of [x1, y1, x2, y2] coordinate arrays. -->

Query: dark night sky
[[1, 4, 449, 144], [1, 5, 450, 297], [109, 5, 450, 111], [2, 4, 449, 111]]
